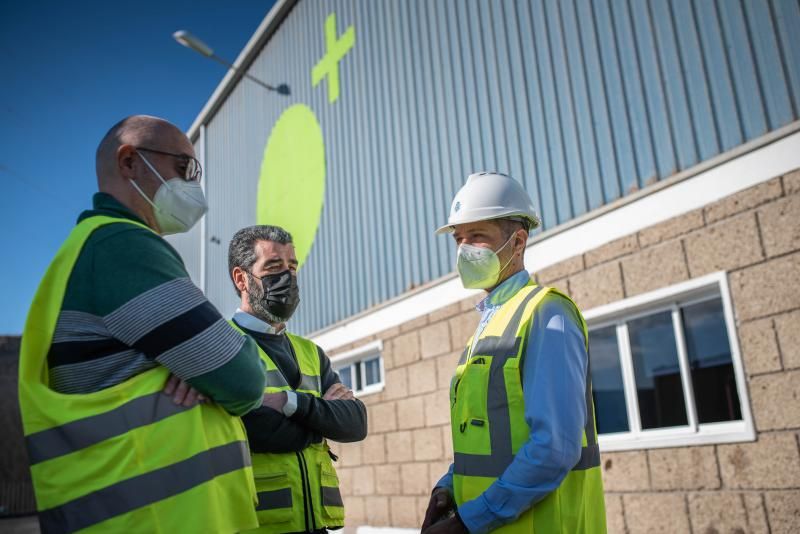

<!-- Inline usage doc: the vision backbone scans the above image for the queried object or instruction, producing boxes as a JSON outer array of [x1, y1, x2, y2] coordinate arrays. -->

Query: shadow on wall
[[0, 336, 37, 523]]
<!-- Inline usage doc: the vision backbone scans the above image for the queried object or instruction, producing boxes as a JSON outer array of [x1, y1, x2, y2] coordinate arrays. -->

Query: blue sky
[[0, 1, 276, 334]]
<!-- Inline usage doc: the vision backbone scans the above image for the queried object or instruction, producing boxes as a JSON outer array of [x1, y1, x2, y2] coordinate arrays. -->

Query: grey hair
[[228, 225, 293, 296]]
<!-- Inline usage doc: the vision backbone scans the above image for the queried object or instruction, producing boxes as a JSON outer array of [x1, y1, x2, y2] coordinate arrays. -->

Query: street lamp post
[[173, 30, 290, 95]]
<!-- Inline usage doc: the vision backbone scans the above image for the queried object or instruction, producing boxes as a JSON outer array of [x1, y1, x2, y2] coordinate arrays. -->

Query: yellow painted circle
[[257, 104, 325, 268]]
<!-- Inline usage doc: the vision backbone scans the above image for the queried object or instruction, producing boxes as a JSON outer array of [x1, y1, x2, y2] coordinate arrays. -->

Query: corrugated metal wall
[[186, 0, 800, 334]]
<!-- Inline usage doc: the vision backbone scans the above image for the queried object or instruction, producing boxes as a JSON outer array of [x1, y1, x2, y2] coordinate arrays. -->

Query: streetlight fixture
[[173, 30, 290, 96]]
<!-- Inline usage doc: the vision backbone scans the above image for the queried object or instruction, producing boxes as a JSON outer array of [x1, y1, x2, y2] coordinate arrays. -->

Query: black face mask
[[247, 270, 300, 322]]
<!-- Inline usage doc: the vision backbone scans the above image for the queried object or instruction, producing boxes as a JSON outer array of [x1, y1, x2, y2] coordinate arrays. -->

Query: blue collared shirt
[[437, 270, 589, 533]]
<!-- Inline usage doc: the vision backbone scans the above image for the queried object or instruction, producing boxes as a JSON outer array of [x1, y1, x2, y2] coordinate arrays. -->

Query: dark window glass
[[588, 326, 629, 434], [629, 311, 688, 429], [681, 298, 741, 423], [364, 357, 381, 386], [338, 366, 352, 389]]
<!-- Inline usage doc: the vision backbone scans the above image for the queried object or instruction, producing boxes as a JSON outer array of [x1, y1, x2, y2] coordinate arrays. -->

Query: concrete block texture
[[585, 235, 640, 268], [536, 254, 585, 284], [601, 451, 650, 492], [389, 495, 420, 527], [621, 240, 689, 297], [738, 317, 782, 375], [704, 177, 783, 224], [406, 359, 437, 395], [412, 427, 444, 461], [784, 168, 800, 195], [435, 351, 459, 390], [638, 208, 705, 248], [427, 302, 462, 323], [775, 309, 800, 369], [765, 490, 800, 534], [419, 320, 451, 359], [730, 251, 800, 321], [569, 261, 625, 310], [397, 395, 425, 430], [383, 367, 409, 400], [369, 402, 397, 434], [423, 389, 451, 427], [688, 492, 762, 534], [623, 493, 690, 534], [648, 446, 721, 490], [344, 496, 365, 526], [351, 465, 375, 496], [603, 494, 626, 534], [374, 464, 400, 495], [718, 432, 800, 489], [336, 440, 362, 467], [385, 430, 413, 464], [749, 370, 800, 431], [361, 433, 386, 465], [744, 493, 771, 534], [448, 312, 479, 349], [400, 462, 429, 495], [389, 331, 422, 368], [684, 212, 764, 277], [364, 495, 390, 526], [759, 194, 800, 258]]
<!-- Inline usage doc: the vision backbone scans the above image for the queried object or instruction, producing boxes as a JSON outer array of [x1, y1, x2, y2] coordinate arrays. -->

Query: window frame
[[583, 271, 755, 452], [329, 340, 385, 397]]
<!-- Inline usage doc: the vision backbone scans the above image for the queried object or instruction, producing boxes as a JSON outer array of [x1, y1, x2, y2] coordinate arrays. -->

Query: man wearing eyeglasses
[[18, 115, 265, 533]]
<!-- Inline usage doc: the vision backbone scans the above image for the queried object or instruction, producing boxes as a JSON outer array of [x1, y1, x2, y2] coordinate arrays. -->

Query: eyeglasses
[[136, 147, 203, 182]]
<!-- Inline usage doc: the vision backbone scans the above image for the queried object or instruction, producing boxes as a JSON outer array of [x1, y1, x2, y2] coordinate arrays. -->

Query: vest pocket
[[451, 357, 491, 455], [254, 472, 294, 524], [319, 465, 345, 520]]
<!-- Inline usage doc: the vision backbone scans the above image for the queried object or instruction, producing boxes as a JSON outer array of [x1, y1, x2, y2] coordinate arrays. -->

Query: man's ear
[[232, 266, 248, 294], [515, 229, 528, 256], [117, 144, 138, 180]]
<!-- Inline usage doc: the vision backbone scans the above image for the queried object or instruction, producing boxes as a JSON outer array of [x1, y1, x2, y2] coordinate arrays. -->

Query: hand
[[421, 514, 467, 534], [163, 374, 206, 407], [262, 391, 288, 412], [323, 382, 355, 401], [421, 487, 455, 530]]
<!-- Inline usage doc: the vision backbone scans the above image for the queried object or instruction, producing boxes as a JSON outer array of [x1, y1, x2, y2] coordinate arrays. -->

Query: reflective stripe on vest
[[451, 282, 606, 533], [19, 216, 259, 534], [228, 322, 345, 533]]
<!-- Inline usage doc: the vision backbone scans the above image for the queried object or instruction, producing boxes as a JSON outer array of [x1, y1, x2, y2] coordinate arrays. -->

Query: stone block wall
[[329, 168, 800, 532]]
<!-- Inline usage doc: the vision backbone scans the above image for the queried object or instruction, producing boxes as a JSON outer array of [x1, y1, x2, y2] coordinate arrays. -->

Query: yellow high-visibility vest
[[451, 283, 606, 533], [229, 322, 345, 533], [19, 215, 259, 534]]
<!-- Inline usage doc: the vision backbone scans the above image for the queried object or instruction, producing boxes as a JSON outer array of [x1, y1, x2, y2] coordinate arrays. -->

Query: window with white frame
[[584, 272, 754, 451], [330, 340, 384, 396]]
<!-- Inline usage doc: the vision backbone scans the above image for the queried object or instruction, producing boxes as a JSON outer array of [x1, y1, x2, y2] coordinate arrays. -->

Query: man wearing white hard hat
[[421, 172, 606, 533]]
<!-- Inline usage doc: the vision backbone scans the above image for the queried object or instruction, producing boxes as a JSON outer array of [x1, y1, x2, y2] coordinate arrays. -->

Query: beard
[[246, 272, 290, 324]]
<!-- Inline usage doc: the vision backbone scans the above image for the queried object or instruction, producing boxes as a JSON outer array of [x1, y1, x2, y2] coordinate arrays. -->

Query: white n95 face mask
[[456, 233, 516, 289], [131, 152, 208, 235]]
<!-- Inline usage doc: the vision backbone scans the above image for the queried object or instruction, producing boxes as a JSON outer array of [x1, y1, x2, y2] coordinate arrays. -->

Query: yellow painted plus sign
[[311, 13, 355, 104]]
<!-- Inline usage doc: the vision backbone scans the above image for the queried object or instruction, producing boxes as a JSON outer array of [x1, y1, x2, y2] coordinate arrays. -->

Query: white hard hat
[[436, 172, 541, 234]]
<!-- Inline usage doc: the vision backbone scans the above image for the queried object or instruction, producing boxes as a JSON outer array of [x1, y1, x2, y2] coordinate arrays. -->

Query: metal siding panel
[[671, 0, 721, 162], [548, 0, 589, 216], [501, 1, 544, 221], [744, 0, 794, 129], [644, 2, 697, 176], [533, 0, 572, 224], [718, 0, 769, 140], [694, 0, 745, 151], [612, 0, 657, 188], [592, 0, 639, 198], [561, 0, 605, 211], [774, 0, 800, 116], [190, 0, 799, 335], [576, 0, 621, 204]]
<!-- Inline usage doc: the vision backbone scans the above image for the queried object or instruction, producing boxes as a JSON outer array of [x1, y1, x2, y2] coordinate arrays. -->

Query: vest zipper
[[295, 451, 311, 533]]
